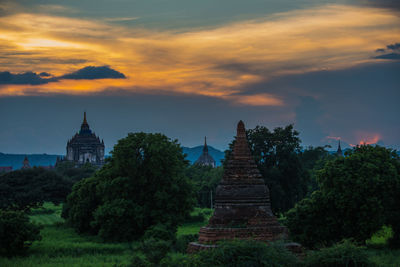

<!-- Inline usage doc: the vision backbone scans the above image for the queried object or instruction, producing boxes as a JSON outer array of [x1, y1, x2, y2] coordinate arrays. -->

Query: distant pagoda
[[188, 121, 288, 252], [21, 156, 31, 169], [64, 112, 105, 167], [195, 137, 216, 168], [336, 140, 343, 156]]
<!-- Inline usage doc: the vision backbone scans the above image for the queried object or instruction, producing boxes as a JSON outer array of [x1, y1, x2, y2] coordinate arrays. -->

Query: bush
[[143, 223, 176, 242], [130, 252, 150, 267], [140, 238, 172, 265], [159, 253, 191, 267], [174, 234, 198, 253], [303, 240, 375, 267], [63, 132, 195, 241], [191, 240, 299, 267], [0, 209, 42, 256]]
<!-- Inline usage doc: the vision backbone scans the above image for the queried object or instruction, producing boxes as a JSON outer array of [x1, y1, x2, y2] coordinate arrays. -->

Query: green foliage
[[0, 168, 72, 211], [143, 224, 176, 242], [140, 238, 172, 265], [130, 252, 150, 267], [159, 253, 191, 267], [0, 209, 42, 256], [303, 240, 374, 267], [185, 164, 223, 208], [174, 234, 198, 253], [286, 145, 400, 247], [63, 132, 195, 241], [55, 161, 97, 183], [191, 240, 299, 267]]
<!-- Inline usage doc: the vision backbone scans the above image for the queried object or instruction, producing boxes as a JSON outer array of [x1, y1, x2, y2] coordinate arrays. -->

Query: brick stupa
[[188, 120, 288, 252]]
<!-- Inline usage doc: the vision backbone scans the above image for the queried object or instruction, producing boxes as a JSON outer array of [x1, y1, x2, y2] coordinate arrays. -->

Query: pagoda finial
[[203, 136, 208, 153], [337, 139, 343, 156], [83, 111, 87, 124], [237, 120, 246, 138]]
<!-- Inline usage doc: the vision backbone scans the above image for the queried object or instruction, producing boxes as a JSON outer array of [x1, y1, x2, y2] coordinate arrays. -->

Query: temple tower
[[64, 112, 105, 167], [188, 121, 288, 252], [21, 156, 31, 169], [336, 140, 343, 156], [195, 137, 216, 167]]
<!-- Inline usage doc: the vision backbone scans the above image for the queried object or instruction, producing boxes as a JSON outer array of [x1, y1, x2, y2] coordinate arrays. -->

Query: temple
[[64, 112, 105, 167], [195, 137, 216, 167], [336, 140, 343, 156], [21, 156, 31, 169], [188, 121, 288, 252]]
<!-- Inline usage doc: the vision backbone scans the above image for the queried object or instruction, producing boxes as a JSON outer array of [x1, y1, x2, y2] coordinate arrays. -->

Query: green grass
[[177, 207, 212, 237], [0, 203, 135, 267], [2, 204, 400, 266]]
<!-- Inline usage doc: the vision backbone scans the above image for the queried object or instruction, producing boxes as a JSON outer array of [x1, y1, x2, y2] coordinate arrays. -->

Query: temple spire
[[80, 111, 91, 134], [203, 136, 208, 153], [337, 140, 343, 156], [83, 111, 87, 124]]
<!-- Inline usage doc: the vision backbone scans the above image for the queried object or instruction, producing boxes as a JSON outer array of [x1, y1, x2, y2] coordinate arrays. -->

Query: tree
[[0, 168, 72, 211], [63, 132, 195, 241], [185, 165, 223, 208], [225, 124, 308, 213], [55, 161, 97, 183], [285, 145, 400, 248], [0, 209, 41, 256]]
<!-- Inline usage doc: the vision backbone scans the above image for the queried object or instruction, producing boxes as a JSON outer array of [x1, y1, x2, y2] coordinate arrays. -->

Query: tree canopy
[[62, 132, 195, 241], [285, 145, 400, 248], [0, 168, 72, 211]]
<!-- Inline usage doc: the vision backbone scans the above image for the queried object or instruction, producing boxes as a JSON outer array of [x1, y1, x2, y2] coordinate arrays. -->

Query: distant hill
[[0, 146, 226, 170], [182, 146, 225, 166], [0, 153, 60, 170]]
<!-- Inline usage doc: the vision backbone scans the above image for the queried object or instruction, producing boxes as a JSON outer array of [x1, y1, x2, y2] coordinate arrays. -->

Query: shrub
[[174, 234, 198, 253], [143, 223, 176, 242], [130, 252, 150, 267], [0, 209, 42, 256], [303, 240, 375, 267], [191, 240, 299, 267], [159, 253, 191, 267], [140, 238, 172, 265]]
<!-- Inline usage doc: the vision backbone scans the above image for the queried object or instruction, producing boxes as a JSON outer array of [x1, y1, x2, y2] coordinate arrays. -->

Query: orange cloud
[[0, 5, 399, 106]]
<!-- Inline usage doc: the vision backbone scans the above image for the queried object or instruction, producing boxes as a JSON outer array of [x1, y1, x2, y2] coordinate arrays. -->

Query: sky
[[0, 0, 399, 154]]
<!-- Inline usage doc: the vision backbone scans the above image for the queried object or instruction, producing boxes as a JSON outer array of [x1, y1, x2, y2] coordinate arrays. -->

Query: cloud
[[0, 66, 126, 85], [39, 72, 52, 77], [387, 43, 400, 51], [358, 0, 400, 10], [59, 66, 126, 80], [374, 53, 400, 60], [0, 71, 55, 85]]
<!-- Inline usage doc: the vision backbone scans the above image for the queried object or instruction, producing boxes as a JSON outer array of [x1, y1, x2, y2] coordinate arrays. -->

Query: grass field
[[1, 204, 399, 266]]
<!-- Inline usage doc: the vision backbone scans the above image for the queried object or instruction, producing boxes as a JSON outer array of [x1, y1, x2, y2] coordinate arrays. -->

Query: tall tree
[[63, 132, 195, 241], [286, 145, 400, 248]]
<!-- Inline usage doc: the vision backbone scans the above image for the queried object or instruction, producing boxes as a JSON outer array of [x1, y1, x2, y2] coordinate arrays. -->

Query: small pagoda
[[195, 137, 216, 168], [188, 120, 288, 252]]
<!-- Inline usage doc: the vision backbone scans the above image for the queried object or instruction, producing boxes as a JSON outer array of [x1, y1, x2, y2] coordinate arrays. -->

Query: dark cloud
[[39, 72, 52, 77], [358, 0, 400, 10], [374, 53, 400, 60], [0, 71, 55, 85], [0, 66, 126, 85], [60, 66, 126, 80], [387, 43, 400, 51], [375, 48, 385, 53]]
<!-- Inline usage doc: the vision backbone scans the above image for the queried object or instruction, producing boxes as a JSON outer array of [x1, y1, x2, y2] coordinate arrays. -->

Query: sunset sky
[[0, 0, 399, 154]]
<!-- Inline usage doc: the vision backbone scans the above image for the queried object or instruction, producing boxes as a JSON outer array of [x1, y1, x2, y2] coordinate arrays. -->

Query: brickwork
[[188, 120, 288, 253]]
